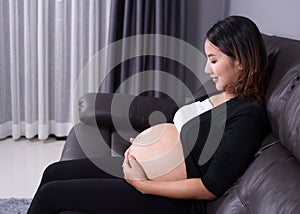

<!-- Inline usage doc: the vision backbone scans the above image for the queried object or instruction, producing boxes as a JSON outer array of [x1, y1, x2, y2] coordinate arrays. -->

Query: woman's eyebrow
[[207, 54, 216, 58]]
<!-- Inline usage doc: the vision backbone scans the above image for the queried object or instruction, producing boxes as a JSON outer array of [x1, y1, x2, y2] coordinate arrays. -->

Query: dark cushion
[[279, 81, 300, 162], [111, 130, 132, 156], [263, 35, 300, 162], [207, 133, 300, 213], [60, 124, 112, 161], [78, 93, 178, 132]]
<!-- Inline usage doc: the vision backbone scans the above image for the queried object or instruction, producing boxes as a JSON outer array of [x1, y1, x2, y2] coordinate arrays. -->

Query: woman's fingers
[[124, 148, 130, 159], [130, 137, 135, 143], [124, 137, 134, 159], [123, 155, 147, 181]]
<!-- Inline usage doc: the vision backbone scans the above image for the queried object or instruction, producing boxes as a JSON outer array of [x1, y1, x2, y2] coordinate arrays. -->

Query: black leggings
[[27, 158, 194, 214]]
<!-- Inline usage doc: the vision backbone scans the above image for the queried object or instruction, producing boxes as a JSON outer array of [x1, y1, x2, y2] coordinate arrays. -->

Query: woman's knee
[[40, 161, 63, 184]]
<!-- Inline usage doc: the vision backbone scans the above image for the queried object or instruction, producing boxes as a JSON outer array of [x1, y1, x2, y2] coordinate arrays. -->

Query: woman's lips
[[211, 77, 218, 83]]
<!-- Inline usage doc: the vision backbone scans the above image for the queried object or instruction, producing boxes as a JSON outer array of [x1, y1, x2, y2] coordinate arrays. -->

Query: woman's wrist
[[129, 179, 149, 194]]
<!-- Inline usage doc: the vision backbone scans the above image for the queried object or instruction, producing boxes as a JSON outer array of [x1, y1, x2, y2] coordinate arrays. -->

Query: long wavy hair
[[206, 16, 269, 104]]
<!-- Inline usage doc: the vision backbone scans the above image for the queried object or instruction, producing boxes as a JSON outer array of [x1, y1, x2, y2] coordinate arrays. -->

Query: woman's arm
[[129, 178, 216, 200], [123, 157, 216, 200]]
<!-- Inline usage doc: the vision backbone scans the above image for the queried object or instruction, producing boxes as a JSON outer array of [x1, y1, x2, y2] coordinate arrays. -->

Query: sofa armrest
[[79, 93, 179, 132]]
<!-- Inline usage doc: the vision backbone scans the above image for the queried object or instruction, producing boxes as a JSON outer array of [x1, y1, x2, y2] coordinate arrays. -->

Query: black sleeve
[[201, 106, 268, 197]]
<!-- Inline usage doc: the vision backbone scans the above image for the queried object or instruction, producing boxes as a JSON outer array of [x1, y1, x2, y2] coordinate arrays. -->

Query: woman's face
[[204, 39, 242, 92]]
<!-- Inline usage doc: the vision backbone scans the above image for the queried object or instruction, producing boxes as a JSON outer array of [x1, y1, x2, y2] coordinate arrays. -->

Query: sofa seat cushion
[[111, 129, 132, 157], [207, 133, 300, 214], [60, 123, 112, 161]]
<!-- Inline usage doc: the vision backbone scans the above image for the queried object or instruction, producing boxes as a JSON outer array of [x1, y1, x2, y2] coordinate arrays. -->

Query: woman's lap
[[36, 178, 192, 213], [28, 157, 193, 214], [40, 157, 123, 184]]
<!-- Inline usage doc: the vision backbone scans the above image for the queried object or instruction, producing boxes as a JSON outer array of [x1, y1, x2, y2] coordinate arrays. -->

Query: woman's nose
[[205, 61, 212, 74]]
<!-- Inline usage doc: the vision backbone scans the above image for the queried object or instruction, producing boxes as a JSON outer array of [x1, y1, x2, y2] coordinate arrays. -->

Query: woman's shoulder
[[226, 96, 269, 124]]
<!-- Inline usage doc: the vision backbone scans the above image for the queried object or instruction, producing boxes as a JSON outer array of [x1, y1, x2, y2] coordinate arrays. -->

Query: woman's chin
[[215, 84, 223, 91]]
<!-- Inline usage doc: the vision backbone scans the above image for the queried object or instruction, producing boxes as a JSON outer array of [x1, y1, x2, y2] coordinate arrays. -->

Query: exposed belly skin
[[129, 123, 187, 181]]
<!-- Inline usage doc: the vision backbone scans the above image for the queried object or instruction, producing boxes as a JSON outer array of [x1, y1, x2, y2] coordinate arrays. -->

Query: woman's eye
[[211, 60, 217, 64]]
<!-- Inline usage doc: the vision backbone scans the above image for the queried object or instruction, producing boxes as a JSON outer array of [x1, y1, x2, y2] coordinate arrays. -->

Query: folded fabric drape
[[0, 0, 110, 139]]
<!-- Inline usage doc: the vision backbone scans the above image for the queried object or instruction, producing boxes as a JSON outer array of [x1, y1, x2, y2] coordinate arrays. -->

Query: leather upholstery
[[280, 81, 300, 162], [206, 133, 300, 213], [60, 34, 300, 213], [263, 35, 300, 162], [79, 92, 178, 131]]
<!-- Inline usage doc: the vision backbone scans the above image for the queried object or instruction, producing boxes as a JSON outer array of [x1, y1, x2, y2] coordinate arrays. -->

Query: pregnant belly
[[129, 123, 187, 181]]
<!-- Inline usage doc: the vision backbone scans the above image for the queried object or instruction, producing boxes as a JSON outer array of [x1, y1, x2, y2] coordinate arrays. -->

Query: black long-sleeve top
[[180, 96, 270, 197]]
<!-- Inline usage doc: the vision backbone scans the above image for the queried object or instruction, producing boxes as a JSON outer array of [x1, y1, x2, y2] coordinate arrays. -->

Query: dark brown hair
[[206, 16, 269, 103]]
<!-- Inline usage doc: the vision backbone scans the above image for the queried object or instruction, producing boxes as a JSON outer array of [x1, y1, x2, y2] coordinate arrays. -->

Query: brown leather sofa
[[60, 34, 300, 213]]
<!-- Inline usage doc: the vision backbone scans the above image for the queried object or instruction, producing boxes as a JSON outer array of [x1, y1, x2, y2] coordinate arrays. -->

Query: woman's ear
[[235, 60, 243, 72]]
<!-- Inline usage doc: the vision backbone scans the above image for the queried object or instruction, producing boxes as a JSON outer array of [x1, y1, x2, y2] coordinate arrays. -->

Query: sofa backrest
[[263, 34, 300, 163]]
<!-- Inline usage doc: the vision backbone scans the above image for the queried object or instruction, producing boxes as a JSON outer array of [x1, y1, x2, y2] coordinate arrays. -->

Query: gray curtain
[[99, 0, 196, 102], [0, 0, 110, 139], [98, 0, 227, 103]]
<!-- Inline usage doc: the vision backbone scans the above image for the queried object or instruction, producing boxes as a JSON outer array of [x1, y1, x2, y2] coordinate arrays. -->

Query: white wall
[[227, 0, 300, 40]]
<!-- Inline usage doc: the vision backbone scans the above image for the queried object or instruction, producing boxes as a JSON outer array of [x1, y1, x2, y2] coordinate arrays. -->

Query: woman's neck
[[224, 92, 237, 102], [209, 92, 236, 107]]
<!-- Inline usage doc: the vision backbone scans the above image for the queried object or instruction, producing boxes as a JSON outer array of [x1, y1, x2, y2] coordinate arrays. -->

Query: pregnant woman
[[124, 96, 215, 181], [28, 16, 270, 214]]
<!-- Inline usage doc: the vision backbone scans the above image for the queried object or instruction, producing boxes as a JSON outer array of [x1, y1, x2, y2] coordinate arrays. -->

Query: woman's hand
[[124, 137, 135, 159], [122, 156, 148, 181]]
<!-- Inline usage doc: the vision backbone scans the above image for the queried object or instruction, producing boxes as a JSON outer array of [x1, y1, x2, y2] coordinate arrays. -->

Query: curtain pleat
[[100, 0, 189, 103], [0, 0, 109, 140]]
